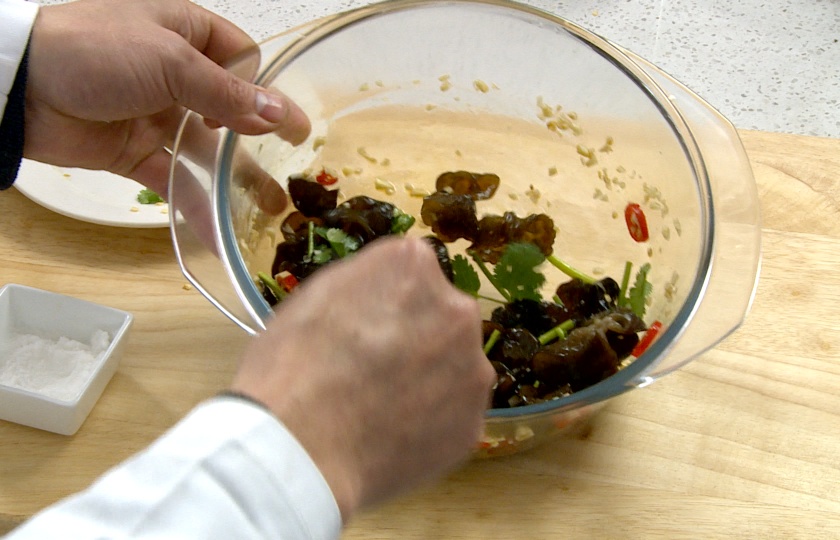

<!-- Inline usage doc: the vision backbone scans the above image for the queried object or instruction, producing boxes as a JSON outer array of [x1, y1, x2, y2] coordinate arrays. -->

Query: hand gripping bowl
[[169, 0, 761, 457]]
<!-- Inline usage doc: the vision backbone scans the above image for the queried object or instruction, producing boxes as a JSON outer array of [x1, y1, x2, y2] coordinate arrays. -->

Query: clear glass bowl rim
[[211, 0, 716, 421]]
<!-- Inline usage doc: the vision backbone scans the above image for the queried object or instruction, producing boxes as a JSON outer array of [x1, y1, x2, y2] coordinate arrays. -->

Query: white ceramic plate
[[14, 159, 170, 228]]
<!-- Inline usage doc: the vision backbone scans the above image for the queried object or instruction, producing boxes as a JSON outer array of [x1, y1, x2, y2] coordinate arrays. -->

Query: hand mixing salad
[[257, 170, 658, 409]]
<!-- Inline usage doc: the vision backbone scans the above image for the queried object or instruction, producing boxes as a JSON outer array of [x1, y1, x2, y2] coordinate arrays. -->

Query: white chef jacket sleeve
[[0, 0, 38, 117], [5, 398, 343, 540]]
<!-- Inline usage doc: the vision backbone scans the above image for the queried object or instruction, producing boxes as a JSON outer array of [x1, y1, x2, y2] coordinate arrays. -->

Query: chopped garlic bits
[[374, 178, 396, 195]]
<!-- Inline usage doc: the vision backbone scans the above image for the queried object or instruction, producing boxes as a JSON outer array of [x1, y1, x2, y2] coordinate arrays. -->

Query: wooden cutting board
[[0, 130, 838, 538]]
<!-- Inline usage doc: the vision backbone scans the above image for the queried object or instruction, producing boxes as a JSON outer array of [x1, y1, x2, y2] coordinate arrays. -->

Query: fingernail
[[256, 91, 287, 123]]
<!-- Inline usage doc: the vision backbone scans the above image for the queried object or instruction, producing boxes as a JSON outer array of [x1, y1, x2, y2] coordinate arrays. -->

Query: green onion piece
[[483, 329, 502, 355], [546, 255, 596, 284], [538, 319, 576, 345], [257, 272, 287, 301], [306, 221, 315, 260], [618, 260, 633, 307]]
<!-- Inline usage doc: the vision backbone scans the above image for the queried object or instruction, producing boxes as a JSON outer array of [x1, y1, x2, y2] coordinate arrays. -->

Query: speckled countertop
[[39, 0, 840, 138], [197, 0, 840, 139]]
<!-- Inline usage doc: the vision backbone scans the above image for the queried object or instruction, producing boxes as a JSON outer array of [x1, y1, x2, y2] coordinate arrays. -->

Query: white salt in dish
[[0, 284, 133, 435]]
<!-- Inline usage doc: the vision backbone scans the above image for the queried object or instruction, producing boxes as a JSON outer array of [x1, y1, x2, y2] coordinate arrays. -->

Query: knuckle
[[222, 76, 254, 112]]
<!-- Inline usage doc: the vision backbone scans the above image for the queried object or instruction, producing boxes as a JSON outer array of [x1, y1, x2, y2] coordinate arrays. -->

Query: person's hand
[[230, 237, 497, 521], [23, 0, 311, 197]]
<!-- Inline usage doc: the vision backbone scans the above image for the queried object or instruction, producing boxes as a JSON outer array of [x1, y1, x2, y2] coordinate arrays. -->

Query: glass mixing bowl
[[169, 0, 761, 457]]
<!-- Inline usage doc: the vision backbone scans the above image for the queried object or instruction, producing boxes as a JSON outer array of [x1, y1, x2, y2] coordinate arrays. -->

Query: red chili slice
[[632, 320, 662, 357], [315, 169, 338, 186], [278, 273, 299, 292], [624, 203, 649, 242]]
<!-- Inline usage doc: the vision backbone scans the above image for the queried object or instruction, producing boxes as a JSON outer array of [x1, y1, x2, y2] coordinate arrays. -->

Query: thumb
[[169, 50, 312, 144]]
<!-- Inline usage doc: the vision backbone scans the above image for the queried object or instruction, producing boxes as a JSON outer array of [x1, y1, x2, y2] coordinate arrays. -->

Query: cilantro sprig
[[451, 255, 481, 297], [546, 254, 596, 284], [314, 227, 360, 258], [538, 319, 576, 345], [617, 261, 653, 318], [451, 239, 654, 321], [391, 209, 416, 234], [491, 243, 546, 302], [137, 189, 164, 204], [483, 329, 502, 354], [628, 262, 652, 318], [460, 242, 546, 303], [301, 207, 413, 266]]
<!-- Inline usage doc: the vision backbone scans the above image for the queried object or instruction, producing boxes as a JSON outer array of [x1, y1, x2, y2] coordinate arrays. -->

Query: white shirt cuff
[[0, 0, 39, 115], [10, 398, 343, 540]]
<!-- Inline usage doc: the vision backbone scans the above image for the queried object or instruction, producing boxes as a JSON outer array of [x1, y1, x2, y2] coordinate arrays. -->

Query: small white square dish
[[0, 284, 133, 435]]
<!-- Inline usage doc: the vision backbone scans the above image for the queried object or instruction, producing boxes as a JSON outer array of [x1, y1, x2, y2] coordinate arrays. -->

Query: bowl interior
[[178, 1, 713, 422]]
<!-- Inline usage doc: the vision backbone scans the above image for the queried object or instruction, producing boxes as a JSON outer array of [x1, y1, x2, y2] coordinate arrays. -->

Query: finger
[[126, 146, 172, 196], [164, 3, 311, 142], [178, 112, 290, 216], [174, 1, 261, 72], [166, 1, 265, 123], [165, 48, 311, 143], [234, 151, 290, 215]]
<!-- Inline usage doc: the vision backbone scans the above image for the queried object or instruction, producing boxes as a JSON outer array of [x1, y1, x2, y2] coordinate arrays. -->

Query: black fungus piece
[[517, 384, 546, 405], [271, 240, 320, 281], [531, 308, 646, 392], [261, 283, 279, 307], [555, 277, 620, 321], [588, 308, 646, 359], [280, 212, 323, 243], [498, 327, 540, 370], [468, 211, 556, 264], [490, 299, 571, 337], [287, 175, 339, 218], [490, 361, 519, 409], [423, 235, 454, 282], [531, 329, 617, 392], [514, 213, 557, 258], [515, 384, 540, 406], [467, 214, 508, 264], [499, 379, 572, 409], [435, 170, 501, 201], [420, 192, 479, 242], [323, 196, 396, 244]]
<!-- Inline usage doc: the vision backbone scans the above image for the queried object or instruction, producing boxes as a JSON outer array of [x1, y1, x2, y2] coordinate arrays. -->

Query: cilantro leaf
[[137, 189, 164, 204], [451, 254, 480, 296], [628, 262, 652, 318], [390, 209, 416, 234], [310, 248, 333, 265], [315, 227, 361, 258], [492, 243, 546, 302]]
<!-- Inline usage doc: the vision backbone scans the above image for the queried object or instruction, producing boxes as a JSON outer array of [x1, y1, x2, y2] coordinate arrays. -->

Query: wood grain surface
[[1, 130, 838, 538]]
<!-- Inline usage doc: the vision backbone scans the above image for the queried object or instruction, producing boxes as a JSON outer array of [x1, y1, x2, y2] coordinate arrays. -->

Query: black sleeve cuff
[[0, 42, 30, 191]]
